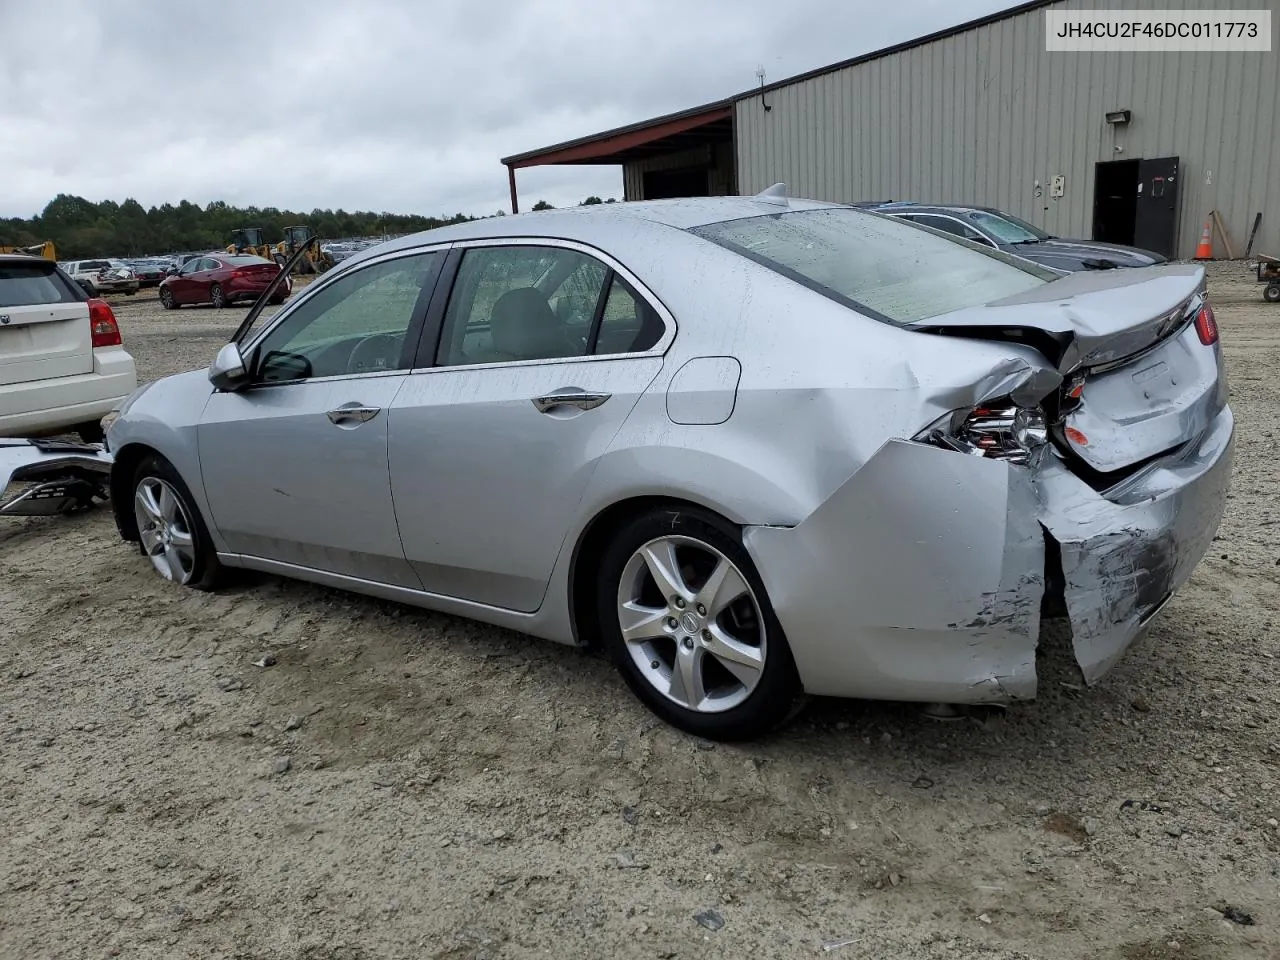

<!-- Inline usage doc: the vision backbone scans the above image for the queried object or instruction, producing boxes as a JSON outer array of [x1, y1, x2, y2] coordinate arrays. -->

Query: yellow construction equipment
[[273, 225, 334, 275], [0, 240, 57, 260], [226, 228, 273, 259]]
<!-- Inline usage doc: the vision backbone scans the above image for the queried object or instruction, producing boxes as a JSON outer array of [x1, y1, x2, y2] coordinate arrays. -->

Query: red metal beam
[[505, 106, 732, 169]]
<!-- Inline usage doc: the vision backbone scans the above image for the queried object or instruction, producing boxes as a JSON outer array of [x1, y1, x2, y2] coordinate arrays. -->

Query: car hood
[[1003, 238, 1166, 270], [910, 264, 1205, 372]]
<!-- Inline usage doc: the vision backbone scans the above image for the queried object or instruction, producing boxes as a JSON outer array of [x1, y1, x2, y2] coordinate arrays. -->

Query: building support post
[[507, 165, 519, 214]]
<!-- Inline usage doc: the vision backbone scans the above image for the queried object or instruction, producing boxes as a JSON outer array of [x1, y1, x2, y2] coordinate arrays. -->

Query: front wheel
[[159, 287, 175, 310], [1265, 283, 1280, 303], [596, 506, 799, 740], [132, 455, 222, 590], [210, 283, 226, 309]]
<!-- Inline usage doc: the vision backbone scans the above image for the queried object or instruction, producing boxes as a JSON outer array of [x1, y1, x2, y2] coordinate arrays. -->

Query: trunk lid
[[0, 261, 94, 387], [913, 265, 1226, 475]]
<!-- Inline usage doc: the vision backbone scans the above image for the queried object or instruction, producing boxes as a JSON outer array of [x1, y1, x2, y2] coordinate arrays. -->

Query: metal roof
[[502, 0, 1058, 169]]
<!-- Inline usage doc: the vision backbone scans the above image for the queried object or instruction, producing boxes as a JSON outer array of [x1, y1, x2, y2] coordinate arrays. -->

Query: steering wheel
[[346, 333, 402, 374]]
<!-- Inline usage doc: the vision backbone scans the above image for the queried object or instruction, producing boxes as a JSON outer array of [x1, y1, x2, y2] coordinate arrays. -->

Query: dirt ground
[[2, 263, 1277, 960]]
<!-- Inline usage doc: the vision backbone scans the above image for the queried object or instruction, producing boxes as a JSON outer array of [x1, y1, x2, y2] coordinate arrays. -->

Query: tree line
[[1, 193, 619, 260]]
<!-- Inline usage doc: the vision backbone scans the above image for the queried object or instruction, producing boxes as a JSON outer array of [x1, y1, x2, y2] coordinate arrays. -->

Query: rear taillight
[[1194, 303, 1218, 345], [88, 298, 122, 348], [914, 397, 1048, 466]]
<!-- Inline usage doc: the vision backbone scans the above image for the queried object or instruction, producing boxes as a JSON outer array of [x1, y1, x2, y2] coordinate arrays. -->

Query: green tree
[[531, 200, 554, 211], [4, 194, 484, 259], [580, 196, 603, 205]]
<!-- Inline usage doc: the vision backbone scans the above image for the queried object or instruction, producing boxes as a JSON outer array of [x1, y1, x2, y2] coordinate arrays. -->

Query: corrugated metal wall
[[623, 141, 736, 200], [734, 0, 1279, 258]]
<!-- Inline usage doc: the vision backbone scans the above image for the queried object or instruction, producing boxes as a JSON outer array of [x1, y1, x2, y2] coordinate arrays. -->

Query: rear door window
[[0, 262, 80, 307], [436, 246, 605, 366], [594, 275, 664, 354]]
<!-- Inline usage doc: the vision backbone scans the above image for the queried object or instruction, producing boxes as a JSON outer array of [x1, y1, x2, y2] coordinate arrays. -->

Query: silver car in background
[[105, 191, 1232, 740]]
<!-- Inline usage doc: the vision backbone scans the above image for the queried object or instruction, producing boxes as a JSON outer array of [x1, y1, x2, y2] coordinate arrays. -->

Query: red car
[[158, 254, 291, 309]]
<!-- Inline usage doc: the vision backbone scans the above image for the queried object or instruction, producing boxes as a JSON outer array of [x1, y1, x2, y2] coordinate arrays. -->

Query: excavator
[[273, 225, 334, 275], [226, 228, 274, 259], [0, 240, 56, 261]]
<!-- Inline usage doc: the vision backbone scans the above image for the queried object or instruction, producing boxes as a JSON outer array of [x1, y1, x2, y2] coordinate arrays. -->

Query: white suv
[[0, 255, 137, 442]]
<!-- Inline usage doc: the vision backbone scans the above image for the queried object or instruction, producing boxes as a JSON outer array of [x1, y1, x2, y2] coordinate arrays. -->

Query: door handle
[[531, 392, 611, 413], [326, 405, 381, 424]]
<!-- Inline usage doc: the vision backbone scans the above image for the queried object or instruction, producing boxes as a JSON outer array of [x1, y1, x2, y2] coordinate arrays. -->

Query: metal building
[[502, 0, 1278, 259]]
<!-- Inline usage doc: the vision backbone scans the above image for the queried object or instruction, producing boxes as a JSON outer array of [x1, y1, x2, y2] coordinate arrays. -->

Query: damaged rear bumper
[[742, 406, 1233, 703], [1039, 405, 1234, 683]]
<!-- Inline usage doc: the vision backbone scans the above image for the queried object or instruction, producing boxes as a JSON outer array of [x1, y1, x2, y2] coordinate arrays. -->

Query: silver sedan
[[105, 190, 1233, 740]]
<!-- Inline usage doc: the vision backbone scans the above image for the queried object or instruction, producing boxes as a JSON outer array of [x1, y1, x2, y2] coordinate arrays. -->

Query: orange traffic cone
[[1194, 218, 1214, 259]]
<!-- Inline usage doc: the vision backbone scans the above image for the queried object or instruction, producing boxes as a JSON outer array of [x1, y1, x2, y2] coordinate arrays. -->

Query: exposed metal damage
[[744, 301, 1234, 704]]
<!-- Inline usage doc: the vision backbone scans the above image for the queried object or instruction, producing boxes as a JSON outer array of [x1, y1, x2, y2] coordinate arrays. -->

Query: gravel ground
[[2, 264, 1277, 960]]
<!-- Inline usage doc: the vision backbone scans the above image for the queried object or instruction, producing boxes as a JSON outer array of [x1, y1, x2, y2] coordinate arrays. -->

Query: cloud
[[0, 0, 1017, 218]]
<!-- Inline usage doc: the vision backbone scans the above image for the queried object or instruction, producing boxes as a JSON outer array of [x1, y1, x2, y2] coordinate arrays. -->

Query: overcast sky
[[0, 0, 1017, 220]]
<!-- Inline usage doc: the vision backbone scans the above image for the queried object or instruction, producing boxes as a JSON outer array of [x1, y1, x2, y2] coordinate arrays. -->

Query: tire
[[1265, 283, 1280, 304], [210, 283, 226, 309], [159, 287, 175, 310], [596, 506, 800, 741], [75, 421, 104, 444], [131, 455, 223, 591]]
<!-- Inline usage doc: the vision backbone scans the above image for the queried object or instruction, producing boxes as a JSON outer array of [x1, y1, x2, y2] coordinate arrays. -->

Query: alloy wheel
[[133, 477, 197, 584], [211, 284, 225, 308], [616, 535, 767, 713]]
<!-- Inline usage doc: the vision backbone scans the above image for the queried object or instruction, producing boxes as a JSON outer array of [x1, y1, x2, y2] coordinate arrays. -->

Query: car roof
[[348, 195, 846, 267]]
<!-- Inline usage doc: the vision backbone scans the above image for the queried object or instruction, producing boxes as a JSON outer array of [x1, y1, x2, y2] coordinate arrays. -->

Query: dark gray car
[[872, 203, 1167, 272]]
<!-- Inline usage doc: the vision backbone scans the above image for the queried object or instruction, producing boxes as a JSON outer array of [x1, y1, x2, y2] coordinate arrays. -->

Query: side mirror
[[209, 342, 249, 391], [165, 266, 179, 276]]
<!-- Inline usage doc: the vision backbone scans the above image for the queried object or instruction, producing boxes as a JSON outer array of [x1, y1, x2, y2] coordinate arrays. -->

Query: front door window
[[252, 252, 442, 383]]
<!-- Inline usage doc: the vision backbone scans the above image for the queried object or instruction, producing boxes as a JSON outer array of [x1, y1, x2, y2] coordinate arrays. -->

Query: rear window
[[0, 262, 80, 307], [79, 260, 110, 270], [690, 208, 1056, 324]]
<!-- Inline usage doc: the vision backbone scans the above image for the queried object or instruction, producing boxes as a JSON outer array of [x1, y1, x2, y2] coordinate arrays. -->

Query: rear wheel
[[159, 287, 175, 309], [1265, 283, 1280, 303], [210, 283, 226, 309], [131, 455, 222, 590], [596, 506, 799, 740]]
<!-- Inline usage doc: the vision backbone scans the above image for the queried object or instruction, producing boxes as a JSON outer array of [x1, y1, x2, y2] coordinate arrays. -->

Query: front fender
[[107, 371, 219, 547]]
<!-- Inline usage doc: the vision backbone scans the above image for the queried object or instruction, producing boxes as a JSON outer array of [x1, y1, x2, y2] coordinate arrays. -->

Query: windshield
[[691, 208, 1055, 324], [962, 210, 1050, 243]]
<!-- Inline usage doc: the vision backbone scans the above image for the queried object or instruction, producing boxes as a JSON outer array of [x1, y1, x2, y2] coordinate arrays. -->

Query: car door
[[197, 248, 447, 586], [388, 241, 670, 612], [168, 258, 207, 304]]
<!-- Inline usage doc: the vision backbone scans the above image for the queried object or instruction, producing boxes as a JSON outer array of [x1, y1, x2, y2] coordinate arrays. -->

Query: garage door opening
[[642, 167, 710, 200], [1093, 160, 1140, 246]]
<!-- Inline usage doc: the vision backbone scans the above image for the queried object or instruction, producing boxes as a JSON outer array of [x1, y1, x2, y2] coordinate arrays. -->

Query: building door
[[1133, 156, 1180, 259], [1093, 157, 1181, 257], [1092, 160, 1139, 245], [643, 167, 710, 199]]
